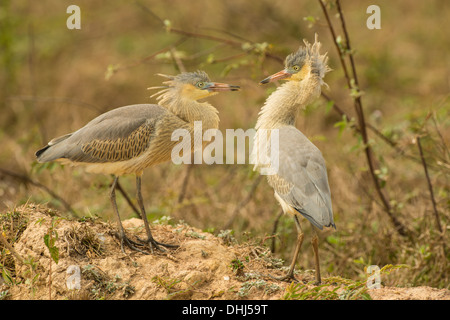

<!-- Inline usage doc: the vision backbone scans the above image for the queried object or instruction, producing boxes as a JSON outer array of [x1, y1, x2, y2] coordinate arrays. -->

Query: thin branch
[[416, 137, 443, 234], [211, 52, 248, 64], [335, 0, 359, 85], [170, 47, 187, 73], [178, 164, 194, 204], [115, 179, 141, 218], [270, 209, 283, 253], [135, 1, 283, 65], [106, 37, 187, 77], [317, 0, 351, 88], [321, 93, 430, 168], [222, 175, 263, 230], [202, 26, 254, 43], [318, 0, 410, 237], [431, 111, 450, 160], [0, 167, 76, 217], [8, 95, 104, 114]]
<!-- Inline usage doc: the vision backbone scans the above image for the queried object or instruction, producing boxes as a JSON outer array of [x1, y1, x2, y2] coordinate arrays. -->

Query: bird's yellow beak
[[259, 69, 292, 84], [206, 82, 240, 92]]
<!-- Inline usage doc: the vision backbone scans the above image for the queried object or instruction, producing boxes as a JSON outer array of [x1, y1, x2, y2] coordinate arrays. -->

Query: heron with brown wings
[[36, 71, 239, 254]]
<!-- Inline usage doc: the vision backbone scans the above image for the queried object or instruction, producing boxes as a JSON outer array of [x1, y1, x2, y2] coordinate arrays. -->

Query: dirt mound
[[1, 204, 449, 300]]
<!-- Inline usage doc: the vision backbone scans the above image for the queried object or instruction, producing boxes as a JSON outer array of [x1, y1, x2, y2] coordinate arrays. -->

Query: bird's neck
[[158, 93, 220, 131], [256, 74, 322, 130]]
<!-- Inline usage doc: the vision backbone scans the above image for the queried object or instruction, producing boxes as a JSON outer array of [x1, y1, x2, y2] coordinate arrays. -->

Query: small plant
[[185, 231, 206, 240], [230, 258, 245, 274], [151, 275, 192, 300], [283, 281, 342, 300], [0, 289, 10, 300], [43, 217, 60, 265], [21, 257, 40, 297], [81, 264, 133, 299], [42, 216, 61, 299], [238, 279, 280, 297], [217, 229, 237, 245]]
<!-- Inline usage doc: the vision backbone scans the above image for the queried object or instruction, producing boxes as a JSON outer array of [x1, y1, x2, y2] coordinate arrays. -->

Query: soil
[[1, 204, 449, 300]]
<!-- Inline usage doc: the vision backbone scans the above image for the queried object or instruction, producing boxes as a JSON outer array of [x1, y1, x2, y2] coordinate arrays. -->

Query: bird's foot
[[114, 232, 149, 255], [137, 236, 179, 253]]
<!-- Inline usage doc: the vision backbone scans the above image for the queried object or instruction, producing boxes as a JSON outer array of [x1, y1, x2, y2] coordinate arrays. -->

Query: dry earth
[[1, 204, 449, 300]]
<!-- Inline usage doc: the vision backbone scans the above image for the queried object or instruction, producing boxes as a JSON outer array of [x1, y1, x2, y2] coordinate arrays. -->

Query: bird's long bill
[[207, 82, 240, 92], [259, 69, 291, 84]]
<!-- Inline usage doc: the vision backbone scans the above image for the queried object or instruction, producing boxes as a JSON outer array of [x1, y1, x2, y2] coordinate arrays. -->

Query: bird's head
[[259, 34, 330, 85], [149, 71, 240, 101], [259, 47, 309, 85]]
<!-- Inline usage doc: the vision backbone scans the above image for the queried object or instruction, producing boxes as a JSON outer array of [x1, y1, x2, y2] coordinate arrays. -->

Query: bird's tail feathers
[[35, 133, 72, 162]]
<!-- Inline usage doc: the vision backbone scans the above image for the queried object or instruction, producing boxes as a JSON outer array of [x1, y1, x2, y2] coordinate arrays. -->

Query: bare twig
[[178, 164, 194, 204], [416, 137, 443, 234], [8, 95, 104, 114], [114, 179, 141, 218], [0, 167, 76, 217], [321, 93, 429, 168], [222, 175, 263, 230], [106, 37, 187, 77], [431, 111, 450, 160], [318, 0, 410, 237], [170, 47, 187, 73], [135, 1, 283, 65], [270, 209, 283, 253]]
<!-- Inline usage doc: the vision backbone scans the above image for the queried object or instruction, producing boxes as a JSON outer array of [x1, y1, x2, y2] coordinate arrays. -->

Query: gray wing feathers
[[36, 104, 167, 163], [271, 126, 334, 229]]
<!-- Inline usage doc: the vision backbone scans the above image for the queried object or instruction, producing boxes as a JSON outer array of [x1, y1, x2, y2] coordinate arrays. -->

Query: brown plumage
[[36, 71, 239, 253]]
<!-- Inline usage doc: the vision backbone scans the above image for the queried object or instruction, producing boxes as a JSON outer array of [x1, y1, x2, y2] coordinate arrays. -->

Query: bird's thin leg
[[311, 224, 321, 285], [135, 175, 178, 252], [109, 176, 148, 254], [271, 214, 304, 282]]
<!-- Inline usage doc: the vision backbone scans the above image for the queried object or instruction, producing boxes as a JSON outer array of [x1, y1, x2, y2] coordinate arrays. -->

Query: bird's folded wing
[[267, 126, 334, 229], [36, 104, 168, 163]]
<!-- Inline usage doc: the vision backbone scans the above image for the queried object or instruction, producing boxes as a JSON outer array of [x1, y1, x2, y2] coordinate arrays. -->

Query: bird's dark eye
[[196, 82, 205, 88], [292, 65, 300, 72]]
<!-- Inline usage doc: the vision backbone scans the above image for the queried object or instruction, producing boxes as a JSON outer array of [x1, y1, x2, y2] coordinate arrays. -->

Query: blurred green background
[[0, 0, 448, 288]]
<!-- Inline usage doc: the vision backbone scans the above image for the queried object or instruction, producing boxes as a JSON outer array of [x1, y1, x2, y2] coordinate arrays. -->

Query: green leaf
[[334, 115, 348, 136], [49, 246, 59, 264], [1, 265, 13, 285], [43, 234, 49, 248]]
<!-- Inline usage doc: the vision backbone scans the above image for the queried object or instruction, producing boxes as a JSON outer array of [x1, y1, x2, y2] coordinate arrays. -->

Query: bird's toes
[[136, 236, 179, 253]]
